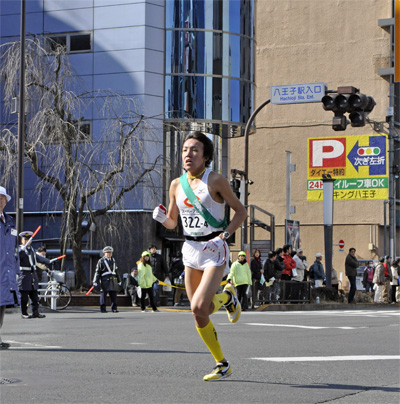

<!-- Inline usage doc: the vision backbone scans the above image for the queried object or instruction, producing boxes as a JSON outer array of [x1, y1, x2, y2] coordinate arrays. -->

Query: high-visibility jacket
[[227, 260, 252, 287], [138, 262, 157, 289]]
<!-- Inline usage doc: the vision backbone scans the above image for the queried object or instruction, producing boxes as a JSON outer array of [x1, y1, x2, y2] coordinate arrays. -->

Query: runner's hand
[[202, 236, 224, 254], [153, 204, 167, 223]]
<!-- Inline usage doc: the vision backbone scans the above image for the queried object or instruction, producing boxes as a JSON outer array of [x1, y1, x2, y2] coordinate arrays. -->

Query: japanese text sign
[[271, 82, 326, 104], [307, 135, 389, 201]]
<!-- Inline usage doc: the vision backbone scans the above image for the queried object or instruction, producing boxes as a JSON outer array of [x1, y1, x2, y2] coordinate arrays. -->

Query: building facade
[[234, 0, 399, 290], [0, 0, 255, 277]]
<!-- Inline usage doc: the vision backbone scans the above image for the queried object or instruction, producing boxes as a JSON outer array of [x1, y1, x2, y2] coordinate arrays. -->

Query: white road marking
[[233, 323, 368, 330], [246, 310, 400, 318], [7, 340, 61, 349], [251, 355, 400, 362], [129, 342, 146, 345]]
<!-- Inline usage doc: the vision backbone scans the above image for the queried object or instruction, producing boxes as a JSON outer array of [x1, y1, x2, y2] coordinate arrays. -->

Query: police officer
[[93, 246, 120, 313], [18, 231, 51, 319]]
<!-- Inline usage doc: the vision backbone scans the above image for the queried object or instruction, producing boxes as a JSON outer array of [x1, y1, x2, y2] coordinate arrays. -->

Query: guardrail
[[252, 280, 312, 306], [38, 281, 59, 310]]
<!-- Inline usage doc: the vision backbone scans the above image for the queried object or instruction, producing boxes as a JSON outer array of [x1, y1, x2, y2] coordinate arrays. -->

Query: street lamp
[[242, 99, 271, 248]]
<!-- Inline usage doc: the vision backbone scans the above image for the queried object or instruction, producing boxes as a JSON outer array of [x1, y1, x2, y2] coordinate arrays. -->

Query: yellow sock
[[196, 320, 224, 363], [211, 291, 230, 314]]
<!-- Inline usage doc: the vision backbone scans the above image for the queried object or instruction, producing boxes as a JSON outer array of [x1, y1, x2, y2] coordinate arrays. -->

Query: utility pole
[[286, 150, 296, 220], [16, 0, 26, 233]]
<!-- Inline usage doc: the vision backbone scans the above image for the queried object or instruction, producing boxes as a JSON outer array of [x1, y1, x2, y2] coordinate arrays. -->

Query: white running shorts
[[182, 239, 230, 276]]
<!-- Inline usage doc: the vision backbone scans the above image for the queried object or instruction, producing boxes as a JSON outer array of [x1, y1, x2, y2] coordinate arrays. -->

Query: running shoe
[[203, 362, 232, 381], [223, 283, 241, 323]]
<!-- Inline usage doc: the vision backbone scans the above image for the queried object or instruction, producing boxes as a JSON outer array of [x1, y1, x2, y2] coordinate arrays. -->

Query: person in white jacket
[[292, 249, 308, 302]]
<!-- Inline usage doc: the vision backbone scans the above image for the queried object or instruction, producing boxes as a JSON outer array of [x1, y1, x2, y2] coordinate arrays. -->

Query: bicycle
[[41, 269, 72, 310]]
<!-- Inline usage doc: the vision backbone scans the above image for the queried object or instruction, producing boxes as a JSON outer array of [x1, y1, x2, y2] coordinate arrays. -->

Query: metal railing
[[38, 281, 59, 310], [251, 280, 312, 306]]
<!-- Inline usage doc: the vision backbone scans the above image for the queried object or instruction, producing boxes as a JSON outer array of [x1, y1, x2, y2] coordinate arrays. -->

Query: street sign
[[271, 82, 326, 105], [339, 240, 345, 251]]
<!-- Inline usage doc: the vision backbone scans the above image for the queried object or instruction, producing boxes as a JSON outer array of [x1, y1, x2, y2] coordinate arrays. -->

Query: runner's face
[[182, 139, 207, 172]]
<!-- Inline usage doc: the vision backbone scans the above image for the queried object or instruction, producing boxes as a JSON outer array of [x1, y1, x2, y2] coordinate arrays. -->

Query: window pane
[[70, 34, 91, 52]]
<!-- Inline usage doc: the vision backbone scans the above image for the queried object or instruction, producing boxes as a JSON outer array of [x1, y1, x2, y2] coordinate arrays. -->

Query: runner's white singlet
[[176, 169, 225, 237]]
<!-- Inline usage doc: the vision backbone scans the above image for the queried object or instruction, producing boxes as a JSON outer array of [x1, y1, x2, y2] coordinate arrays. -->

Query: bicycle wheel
[[57, 284, 72, 310], [44, 284, 72, 310]]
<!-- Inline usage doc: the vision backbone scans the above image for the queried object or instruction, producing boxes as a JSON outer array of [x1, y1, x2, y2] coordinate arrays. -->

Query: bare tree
[[0, 37, 163, 288]]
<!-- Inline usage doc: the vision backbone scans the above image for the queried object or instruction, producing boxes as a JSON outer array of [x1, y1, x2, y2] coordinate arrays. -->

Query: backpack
[[309, 264, 315, 279]]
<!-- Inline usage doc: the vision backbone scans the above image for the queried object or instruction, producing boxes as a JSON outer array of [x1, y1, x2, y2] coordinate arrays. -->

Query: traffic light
[[230, 178, 241, 199], [321, 86, 375, 131]]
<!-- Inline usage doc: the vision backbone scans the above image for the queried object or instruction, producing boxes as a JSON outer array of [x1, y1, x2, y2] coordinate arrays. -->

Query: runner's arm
[[213, 174, 247, 238], [159, 179, 180, 230]]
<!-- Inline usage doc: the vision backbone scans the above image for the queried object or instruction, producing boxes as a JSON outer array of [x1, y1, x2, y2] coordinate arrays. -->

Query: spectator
[[227, 251, 252, 311], [293, 248, 308, 302], [331, 267, 339, 291], [263, 251, 278, 303], [18, 231, 51, 319], [138, 251, 158, 312], [390, 259, 399, 304], [282, 245, 296, 302], [170, 252, 185, 307], [36, 246, 50, 282], [281, 244, 296, 281], [93, 246, 120, 313], [126, 267, 140, 307], [250, 249, 262, 309], [149, 245, 169, 307], [345, 247, 359, 304], [274, 248, 284, 302], [362, 261, 375, 296], [373, 257, 385, 304], [312, 253, 325, 288], [302, 255, 310, 281], [0, 186, 20, 349], [382, 255, 392, 303]]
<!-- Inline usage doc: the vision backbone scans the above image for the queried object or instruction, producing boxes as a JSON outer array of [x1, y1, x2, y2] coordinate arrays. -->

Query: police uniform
[[18, 231, 50, 318], [93, 247, 120, 313], [177, 169, 229, 273]]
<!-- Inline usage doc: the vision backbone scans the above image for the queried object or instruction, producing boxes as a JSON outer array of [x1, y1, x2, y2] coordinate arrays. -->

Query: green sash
[[179, 172, 227, 230]]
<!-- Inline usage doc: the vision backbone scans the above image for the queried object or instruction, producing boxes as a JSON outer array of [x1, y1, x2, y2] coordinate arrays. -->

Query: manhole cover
[[0, 377, 19, 384]]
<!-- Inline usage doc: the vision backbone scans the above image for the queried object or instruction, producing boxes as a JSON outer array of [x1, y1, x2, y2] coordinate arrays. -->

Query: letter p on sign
[[310, 138, 346, 168]]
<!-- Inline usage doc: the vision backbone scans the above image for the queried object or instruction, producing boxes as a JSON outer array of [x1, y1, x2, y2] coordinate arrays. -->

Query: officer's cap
[[141, 250, 150, 257], [103, 246, 113, 253], [19, 231, 33, 238]]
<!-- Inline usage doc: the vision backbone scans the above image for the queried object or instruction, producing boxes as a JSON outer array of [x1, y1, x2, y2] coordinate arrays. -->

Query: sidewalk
[[68, 293, 400, 312]]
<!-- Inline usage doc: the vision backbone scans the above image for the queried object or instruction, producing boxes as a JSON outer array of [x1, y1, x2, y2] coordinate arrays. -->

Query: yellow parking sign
[[307, 134, 389, 201]]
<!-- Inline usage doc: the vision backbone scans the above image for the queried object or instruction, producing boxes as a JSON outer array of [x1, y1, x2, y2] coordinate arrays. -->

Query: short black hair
[[379, 257, 385, 263], [282, 244, 291, 253], [268, 251, 276, 259], [148, 245, 157, 250], [182, 131, 214, 167], [275, 248, 283, 255], [38, 246, 46, 253], [349, 248, 356, 253]]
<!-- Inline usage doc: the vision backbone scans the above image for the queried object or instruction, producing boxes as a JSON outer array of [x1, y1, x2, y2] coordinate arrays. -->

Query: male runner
[[153, 131, 247, 381]]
